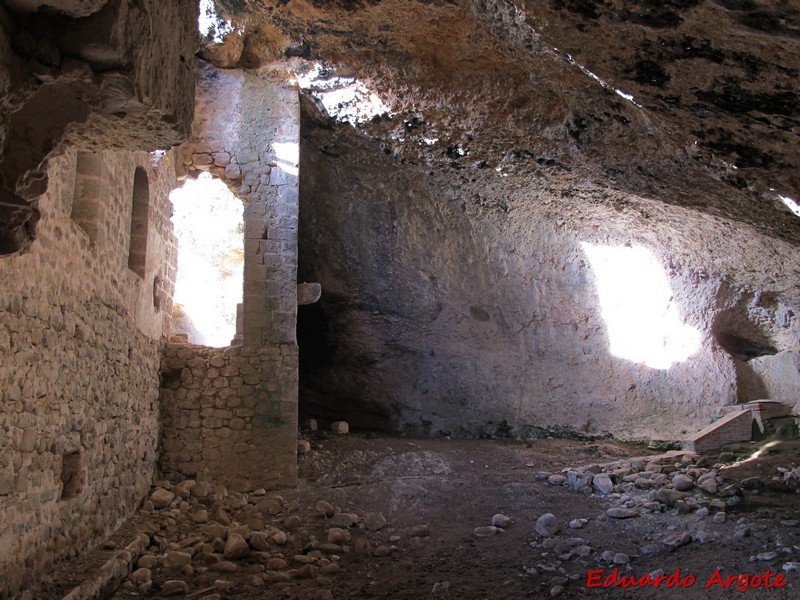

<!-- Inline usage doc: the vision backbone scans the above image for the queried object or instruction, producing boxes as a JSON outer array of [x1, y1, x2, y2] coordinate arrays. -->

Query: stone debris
[[535, 513, 560, 537], [364, 512, 388, 531], [327, 528, 352, 544], [115, 445, 799, 600], [756, 551, 779, 561], [672, 474, 694, 491], [162, 580, 189, 596], [315, 501, 335, 516], [163, 550, 192, 569], [568, 519, 588, 529], [592, 474, 614, 495], [613, 552, 630, 565], [473, 526, 499, 538], [150, 487, 176, 509], [694, 530, 719, 544], [130, 567, 152, 585], [373, 545, 394, 557], [223, 533, 250, 559], [662, 532, 692, 548], [410, 524, 430, 537], [491, 514, 512, 528], [329, 513, 358, 528], [298, 440, 312, 455], [331, 421, 349, 435]]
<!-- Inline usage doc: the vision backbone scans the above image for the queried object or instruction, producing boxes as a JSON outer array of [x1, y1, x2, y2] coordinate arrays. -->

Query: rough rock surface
[[0, 0, 197, 200]]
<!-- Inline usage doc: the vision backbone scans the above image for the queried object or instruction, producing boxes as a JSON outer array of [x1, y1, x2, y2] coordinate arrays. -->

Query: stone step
[[684, 410, 754, 454], [684, 399, 796, 453]]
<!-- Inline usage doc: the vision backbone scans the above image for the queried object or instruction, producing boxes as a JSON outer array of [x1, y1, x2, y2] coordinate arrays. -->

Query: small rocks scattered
[[127, 442, 795, 600]]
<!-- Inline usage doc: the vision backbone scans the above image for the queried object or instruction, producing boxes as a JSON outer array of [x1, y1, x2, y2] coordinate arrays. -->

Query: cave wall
[[158, 62, 300, 490], [298, 125, 800, 441], [0, 148, 179, 598]]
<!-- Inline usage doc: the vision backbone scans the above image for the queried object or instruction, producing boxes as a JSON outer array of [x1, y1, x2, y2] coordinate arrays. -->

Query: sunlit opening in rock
[[198, 0, 234, 43], [170, 172, 243, 347], [272, 141, 299, 177], [294, 62, 392, 124], [779, 195, 800, 218], [581, 243, 701, 369]]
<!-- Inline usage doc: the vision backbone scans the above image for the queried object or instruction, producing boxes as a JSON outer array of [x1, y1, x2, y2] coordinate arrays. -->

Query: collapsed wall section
[[158, 62, 300, 489], [0, 149, 178, 598]]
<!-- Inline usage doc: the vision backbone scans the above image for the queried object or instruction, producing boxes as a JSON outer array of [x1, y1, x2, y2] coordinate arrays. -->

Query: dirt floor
[[27, 431, 800, 600]]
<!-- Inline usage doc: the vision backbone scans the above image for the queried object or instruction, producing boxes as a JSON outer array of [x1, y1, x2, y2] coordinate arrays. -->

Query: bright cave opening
[[169, 172, 244, 347], [581, 242, 701, 369], [294, 62, 392, 125]]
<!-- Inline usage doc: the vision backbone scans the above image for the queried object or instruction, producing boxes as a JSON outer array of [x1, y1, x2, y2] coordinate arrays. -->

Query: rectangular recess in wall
[[71, 152, 102, 241], [128, 167, 149, 277], [59, 452, 84, 500]]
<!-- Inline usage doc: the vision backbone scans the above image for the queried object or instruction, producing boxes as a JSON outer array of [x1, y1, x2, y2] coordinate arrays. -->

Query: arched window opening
[[169, 172, 244, 347], [128, 167, 149, 277]]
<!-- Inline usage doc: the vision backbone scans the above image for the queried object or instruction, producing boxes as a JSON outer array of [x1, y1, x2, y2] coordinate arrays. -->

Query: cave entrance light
[[581, 242, 701, 369], [272, 141, 299, 177], [294, 62, 393, 125], [169, 172, 244, 347], [778, 194, 800, 218], [198, 0, 234, 42]]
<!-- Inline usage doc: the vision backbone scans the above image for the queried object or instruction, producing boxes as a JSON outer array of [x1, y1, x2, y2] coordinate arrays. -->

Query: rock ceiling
[[211, 0, 800, 244]]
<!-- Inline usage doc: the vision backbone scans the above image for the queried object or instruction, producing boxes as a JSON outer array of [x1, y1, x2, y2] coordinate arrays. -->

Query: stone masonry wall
[[159, 343, 298, 490], [158, 61, 300, 488], [0, 149, 178, 598]]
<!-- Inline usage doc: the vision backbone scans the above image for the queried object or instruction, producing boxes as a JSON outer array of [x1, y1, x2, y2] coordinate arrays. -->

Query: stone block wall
[[159, 343, 298, 490], [0, 149, 178, 598], [158, 61, 300, 488], [684, 409, 754, 453]]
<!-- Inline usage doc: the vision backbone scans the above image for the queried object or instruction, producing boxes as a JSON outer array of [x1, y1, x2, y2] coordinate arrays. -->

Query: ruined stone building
[[1, 0, 799, 597]]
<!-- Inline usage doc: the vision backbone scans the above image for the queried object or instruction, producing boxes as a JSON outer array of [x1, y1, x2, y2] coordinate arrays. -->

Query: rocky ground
[[25, 428, 800, 599]]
